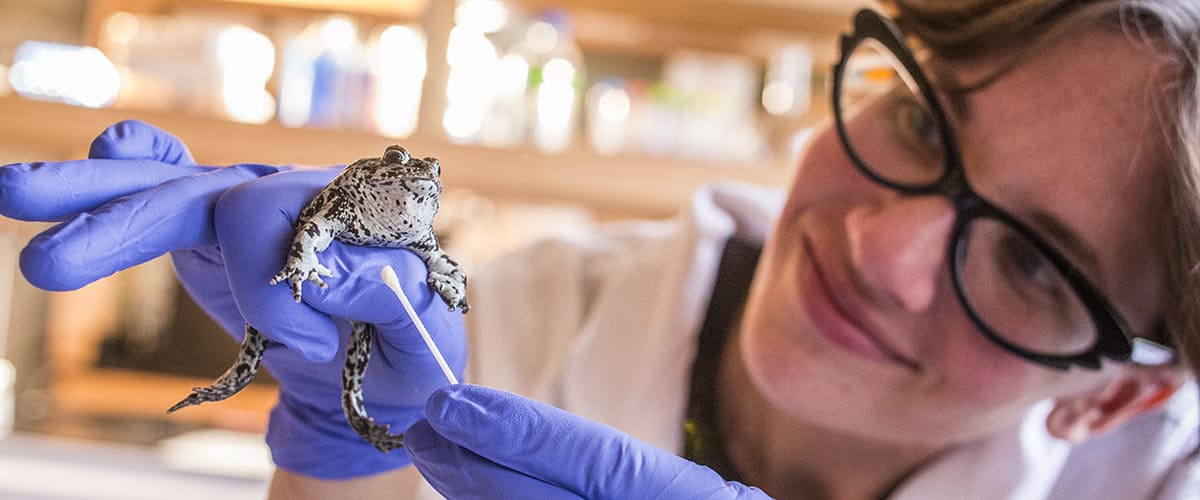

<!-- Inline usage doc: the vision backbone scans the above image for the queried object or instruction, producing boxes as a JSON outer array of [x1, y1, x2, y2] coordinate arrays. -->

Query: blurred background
[[0, 0, 867, 497]]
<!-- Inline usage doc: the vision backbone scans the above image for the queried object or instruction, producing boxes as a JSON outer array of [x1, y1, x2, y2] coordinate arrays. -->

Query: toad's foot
[[428, 266, 469, 312], [345, 414, 405, 453], [269, 255, 334, 302], [168, 324, 267, 413], [342, 321, 405, 452], [168, 386, 237, 413]]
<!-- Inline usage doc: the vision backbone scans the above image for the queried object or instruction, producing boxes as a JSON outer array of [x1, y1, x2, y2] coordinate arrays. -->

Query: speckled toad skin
[[168, 145, 468, 452]]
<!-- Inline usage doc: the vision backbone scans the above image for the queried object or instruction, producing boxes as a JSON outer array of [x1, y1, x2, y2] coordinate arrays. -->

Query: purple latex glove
[[213, 171, 466, 478], [404, 384, 771, 499], [1, 121, 466, 479], [0, 120, 284, 339]]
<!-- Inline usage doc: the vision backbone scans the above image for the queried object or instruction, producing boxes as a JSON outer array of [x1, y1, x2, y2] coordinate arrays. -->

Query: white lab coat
[[441, 183, 1200, 499]]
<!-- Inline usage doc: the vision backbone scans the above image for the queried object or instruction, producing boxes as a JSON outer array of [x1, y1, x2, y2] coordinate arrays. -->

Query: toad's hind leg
[[167, 324, 267, 413], [342, 321, 404, 452]]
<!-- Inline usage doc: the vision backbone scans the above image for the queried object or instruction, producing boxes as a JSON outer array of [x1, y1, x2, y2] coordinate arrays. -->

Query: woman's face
[[739, 26, 1171, 446]]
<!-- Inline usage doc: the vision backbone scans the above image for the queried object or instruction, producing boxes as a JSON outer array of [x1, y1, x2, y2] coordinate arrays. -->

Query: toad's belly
[[336, 200, 437, 247]]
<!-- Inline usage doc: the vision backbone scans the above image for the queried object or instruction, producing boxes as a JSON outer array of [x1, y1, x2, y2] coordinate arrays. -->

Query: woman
[[2, 0, 1197, 498]]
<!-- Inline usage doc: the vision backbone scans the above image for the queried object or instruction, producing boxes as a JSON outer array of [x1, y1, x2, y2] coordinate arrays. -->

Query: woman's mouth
[[798, 236, 921, 371]]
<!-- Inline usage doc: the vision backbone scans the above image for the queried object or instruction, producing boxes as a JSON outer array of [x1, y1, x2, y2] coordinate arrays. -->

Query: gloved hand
[[213, 171, 466, 478], [404, 384, 771, 500], [1, 120, 274, 313], [0, 121, 466, 479]]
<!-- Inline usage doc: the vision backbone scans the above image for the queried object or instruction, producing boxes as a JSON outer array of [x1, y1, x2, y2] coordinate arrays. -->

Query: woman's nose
[[845, 195, 957, 312]]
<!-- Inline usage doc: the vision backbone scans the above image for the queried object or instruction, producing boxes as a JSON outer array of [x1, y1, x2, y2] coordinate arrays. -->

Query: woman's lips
[[799, 236, 921, 371]]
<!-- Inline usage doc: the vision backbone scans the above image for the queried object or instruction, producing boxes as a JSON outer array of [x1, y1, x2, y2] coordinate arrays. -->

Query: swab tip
[[380, 265, 401, 290]]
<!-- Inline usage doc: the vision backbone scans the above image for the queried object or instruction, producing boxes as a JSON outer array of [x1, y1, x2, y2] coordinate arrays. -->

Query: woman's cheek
[[937, 330, 1057, 412], [786, 129, 860, 206]]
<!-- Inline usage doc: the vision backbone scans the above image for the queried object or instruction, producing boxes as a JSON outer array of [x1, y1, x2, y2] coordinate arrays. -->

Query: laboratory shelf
[[85, 0, 427, 20], [514, 0, 863, 62], [0, 94, 792, 218]]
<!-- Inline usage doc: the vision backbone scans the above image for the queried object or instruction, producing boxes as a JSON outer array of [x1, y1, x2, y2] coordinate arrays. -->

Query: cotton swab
[[380, 265, 460, 385]]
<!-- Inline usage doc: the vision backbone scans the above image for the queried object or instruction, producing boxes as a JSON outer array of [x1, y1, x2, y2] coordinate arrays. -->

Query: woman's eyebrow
[[1029, 209, 1103, 277], [922, 60, 1102, 275], [926, 61, 973, 124]]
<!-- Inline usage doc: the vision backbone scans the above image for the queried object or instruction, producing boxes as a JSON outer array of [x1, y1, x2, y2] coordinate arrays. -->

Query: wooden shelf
[[86, 0, 427, 20], [86, 0, 861, 64], [97, 0, 867, 29], [206, 0, 427, 18], [0, 95, 793, 218], [514, 0, 868, 62]]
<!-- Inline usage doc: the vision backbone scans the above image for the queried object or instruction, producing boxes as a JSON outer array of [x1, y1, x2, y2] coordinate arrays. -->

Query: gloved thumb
[[404, 418, 585, 500], [418, 384, 770, 500]]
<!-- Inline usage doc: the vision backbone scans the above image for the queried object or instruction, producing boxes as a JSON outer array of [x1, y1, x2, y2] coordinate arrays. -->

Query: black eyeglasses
[[830, 9, 1174, 370]]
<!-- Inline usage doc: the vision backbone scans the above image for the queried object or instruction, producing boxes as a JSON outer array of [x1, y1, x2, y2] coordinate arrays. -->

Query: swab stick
[[380, 265, 460, 385]]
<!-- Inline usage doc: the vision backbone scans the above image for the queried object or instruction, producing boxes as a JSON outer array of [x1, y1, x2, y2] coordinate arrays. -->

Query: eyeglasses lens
[[956, 219, 1098, 355], [837, 39, 945, 187]]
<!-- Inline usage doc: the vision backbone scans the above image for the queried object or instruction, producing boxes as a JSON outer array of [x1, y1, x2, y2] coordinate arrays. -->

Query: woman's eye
[[998, 234, 1066, 303], [891, 97, 942, 154]]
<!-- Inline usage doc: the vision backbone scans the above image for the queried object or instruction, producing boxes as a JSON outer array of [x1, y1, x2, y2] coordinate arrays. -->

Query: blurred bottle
[[526, 10, 585, 153], [441, 3, 584, 152], [452, 0, 525, 148], [97, 11, 273, 121], [762, 42, 812, 118], [442, 5, 501, 144], [278, 16, 370, 130], [481, 41, 532, 148], [366, 24, 427, 138], [215, 26, 276, 124], [641, 81, 682, 158], [8, 41, 121, 109], [277, 22, 320, 128], [584, 78, 632, 156], [663, 51, 763, 164], [762, 42, 815, 164]]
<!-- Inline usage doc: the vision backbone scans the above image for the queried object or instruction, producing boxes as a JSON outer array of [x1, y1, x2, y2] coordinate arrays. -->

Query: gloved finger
[[404, 419, 584, 500], [88, 119, 196, 165], [214, 169, 343, 363], [0, 160, 216, 221], [424, 385, 767, 500], [19, 164, 278, 291], [4, 119, 203, 222]]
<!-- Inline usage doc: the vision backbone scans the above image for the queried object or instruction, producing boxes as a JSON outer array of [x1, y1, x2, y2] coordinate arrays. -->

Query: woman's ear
[[1045, 364, 1184, 443]]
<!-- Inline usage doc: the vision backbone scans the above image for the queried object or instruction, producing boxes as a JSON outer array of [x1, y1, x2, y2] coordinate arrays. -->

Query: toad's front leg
[[270, 214, 344, 301], [409, 232, 469, 312]]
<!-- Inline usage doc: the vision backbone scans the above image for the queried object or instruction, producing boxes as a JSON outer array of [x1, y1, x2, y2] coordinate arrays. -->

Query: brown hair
[[880, 0, 1200, 378]]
